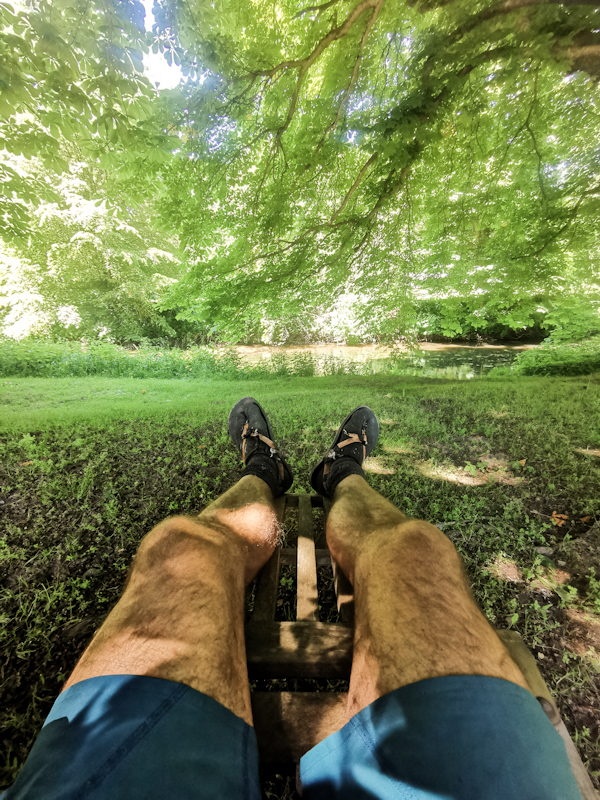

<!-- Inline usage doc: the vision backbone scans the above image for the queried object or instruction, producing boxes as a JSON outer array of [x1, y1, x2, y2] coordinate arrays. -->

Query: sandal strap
[[336, 429, 367, 459], [241, 422, 278, 463], [323, 428, 368, 476]]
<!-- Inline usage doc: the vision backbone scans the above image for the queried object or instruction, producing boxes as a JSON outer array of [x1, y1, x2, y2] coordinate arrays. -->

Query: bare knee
[[398, 520, 456, 556], [369, 519, 461, 574], [133, 516, 240, 581], [138, 515, 204, 555]]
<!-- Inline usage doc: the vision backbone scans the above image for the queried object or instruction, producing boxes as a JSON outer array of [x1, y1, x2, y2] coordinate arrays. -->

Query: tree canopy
[[2, 0, 600, 342]]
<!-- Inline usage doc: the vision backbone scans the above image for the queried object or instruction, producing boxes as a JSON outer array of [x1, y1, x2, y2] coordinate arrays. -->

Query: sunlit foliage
[[2, 0, 600, 341]]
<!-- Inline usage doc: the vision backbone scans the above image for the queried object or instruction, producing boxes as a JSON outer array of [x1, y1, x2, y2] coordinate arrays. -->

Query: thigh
[[300, 675, 582, 800], [64, 516, 253, 724], [3, 675, 261, 800]]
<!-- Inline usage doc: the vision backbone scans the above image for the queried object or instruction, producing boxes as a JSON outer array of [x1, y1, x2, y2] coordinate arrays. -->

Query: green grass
[[1, 372, 599, 791]]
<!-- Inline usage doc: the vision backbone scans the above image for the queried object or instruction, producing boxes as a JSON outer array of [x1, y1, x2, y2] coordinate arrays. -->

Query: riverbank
[[1, 373, 599, 793], [232, 340, 538, 361]]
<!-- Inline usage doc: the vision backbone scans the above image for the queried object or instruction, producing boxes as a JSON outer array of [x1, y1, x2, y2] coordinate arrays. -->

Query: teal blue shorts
[[3, 674, 583, 799]]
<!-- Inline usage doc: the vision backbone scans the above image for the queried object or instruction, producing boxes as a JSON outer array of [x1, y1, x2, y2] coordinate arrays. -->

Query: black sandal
[[310, 406, 379, 498], [228, 397, 293, 496]]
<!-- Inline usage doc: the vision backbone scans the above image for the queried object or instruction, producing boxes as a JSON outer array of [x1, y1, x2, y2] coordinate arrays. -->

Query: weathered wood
[[253, 548, 281, 622], [246, 620, 353, 678], [297, 495, 319, 621], [281, 547, 331, 566], [252, 692, 348, 763], [554, 718, 600, 800], [274, 495, 287, 521]]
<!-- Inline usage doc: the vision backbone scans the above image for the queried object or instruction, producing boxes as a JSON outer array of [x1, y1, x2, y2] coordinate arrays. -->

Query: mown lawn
[[1, 373, 599, 793]]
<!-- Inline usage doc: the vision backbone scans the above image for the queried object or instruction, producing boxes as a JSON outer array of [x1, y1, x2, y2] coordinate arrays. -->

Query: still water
[[233, 342, 537, 380]]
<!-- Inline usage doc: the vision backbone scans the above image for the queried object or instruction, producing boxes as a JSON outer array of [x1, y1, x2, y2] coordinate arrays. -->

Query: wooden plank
[[297, 495, 319, 621], [253, 548, 281, 621], [554, 718, 599, 800], [320, 496, 355, 623], [274, 495, 287, 522], [252, 692, 348, 763], [246, 620, 353, 678], [281, 547, 331, 567]]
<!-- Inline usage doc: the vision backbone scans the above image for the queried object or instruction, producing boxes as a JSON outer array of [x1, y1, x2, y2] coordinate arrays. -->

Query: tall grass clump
[[0, 340, 375, 380], [508, 337, 600, 377], [0, 340, 244, 379]]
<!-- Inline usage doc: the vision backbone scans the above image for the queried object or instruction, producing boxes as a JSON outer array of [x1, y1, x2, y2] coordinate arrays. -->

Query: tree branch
[[312, 0, 386, 157], [513, 183, 600, 259], [330, 152, 379, 221], [420, 0, 600, 83], [295, 0, 346, 19], [241, 0, 383, 142]]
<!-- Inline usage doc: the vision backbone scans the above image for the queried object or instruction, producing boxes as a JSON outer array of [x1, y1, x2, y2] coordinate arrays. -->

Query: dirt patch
[[559, 523, 600, 590], [364, 456, 395, 475], [564, 609, 600, 665], [490, 556, 522, 583]]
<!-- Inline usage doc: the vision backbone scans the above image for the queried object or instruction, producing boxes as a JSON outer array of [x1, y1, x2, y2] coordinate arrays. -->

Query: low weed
[[1, 372, 599, 790]]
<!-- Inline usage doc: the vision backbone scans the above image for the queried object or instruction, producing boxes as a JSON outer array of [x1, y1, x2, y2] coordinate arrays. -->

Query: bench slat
[[246, 620, 353, 678], [253, 548, 281, 621], [281, 547, 331, 566], [252, 691, 348, 763], [331, 555, 355, 624]]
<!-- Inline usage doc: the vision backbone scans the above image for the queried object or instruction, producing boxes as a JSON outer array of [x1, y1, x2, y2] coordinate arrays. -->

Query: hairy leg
[[326, 475, 529, 718], [63, 475, 279, 725]]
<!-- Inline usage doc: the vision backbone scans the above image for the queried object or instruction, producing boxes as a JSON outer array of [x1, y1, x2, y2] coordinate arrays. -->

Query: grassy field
[[1, 372, 599, 793]]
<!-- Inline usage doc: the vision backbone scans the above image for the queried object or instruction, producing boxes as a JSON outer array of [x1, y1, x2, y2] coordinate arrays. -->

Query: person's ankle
[[243, 453, 280, 497], [332, 472, 367, 499], [325, 457, 364, 497]]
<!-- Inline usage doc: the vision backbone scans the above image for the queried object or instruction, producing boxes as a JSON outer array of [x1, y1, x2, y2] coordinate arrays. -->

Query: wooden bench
[[246, 493, 597, 799]]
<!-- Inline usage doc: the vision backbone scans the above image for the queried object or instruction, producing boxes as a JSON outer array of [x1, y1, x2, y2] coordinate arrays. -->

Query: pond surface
[[233, 342, 537, 379]]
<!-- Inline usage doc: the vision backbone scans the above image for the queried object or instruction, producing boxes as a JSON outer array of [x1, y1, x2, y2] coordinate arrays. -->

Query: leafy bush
[[506, 338, 600, 377]]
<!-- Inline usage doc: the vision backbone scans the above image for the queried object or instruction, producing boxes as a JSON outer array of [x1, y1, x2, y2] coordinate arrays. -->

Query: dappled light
[[564, 610, 600, 669], [2, 0, 600, 795], [576, 448, 600, 458], [418, 460, 487, 487], [363, 457, 395, 475], [416, 459, 525, 487], [382, 443, 415, 455], [489, 556, 522, 584]]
